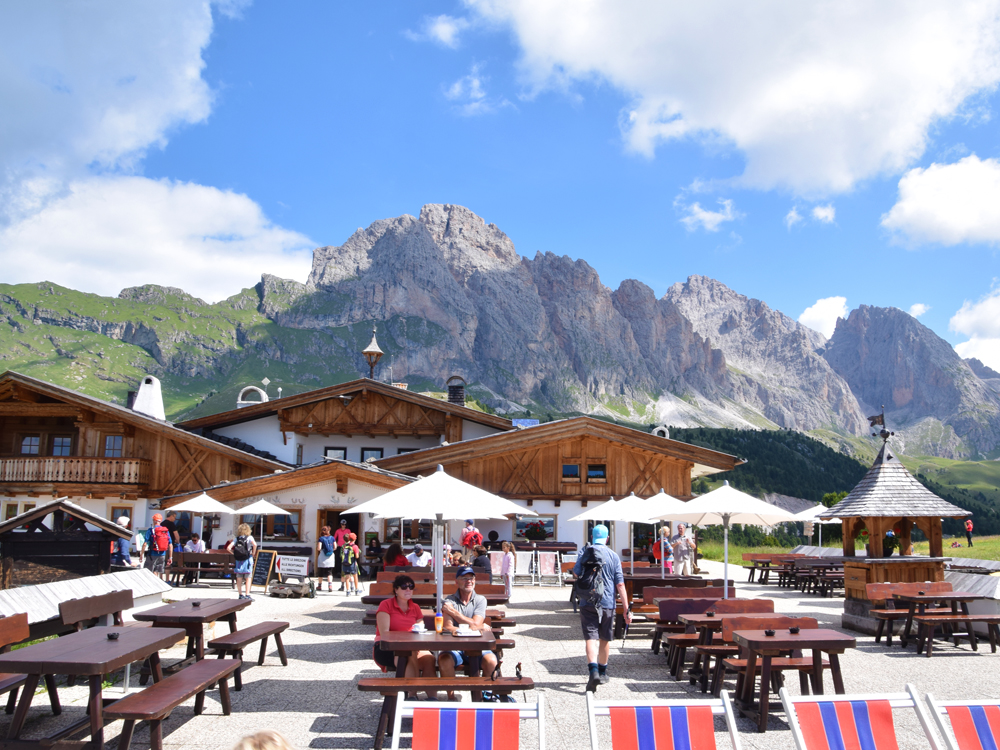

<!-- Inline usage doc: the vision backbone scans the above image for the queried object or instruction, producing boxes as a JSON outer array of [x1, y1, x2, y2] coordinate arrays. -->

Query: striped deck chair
[[537, 552, 561, 587], [514, 551, 537, 586], [585, 691, 742, 750], [390, 692, 545, 749], [926, 693, 1000, 750], [489, 551, 505, 584], [780, 684, 940, 750]]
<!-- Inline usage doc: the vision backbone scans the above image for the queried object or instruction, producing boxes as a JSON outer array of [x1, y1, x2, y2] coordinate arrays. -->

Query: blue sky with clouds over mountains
[[2, 1, 1000, 368]]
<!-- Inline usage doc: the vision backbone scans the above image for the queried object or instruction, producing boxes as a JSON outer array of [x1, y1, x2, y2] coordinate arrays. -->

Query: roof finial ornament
[[868, 405, 894, 444], [362, 324, 384, 380]]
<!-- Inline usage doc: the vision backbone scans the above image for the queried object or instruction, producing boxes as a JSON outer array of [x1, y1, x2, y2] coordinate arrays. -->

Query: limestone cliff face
[[664, 275, 868, 434], [822, 306, 1000, 458]]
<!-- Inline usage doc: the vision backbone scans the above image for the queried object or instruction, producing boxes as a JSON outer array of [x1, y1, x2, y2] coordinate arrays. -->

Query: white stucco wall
[[212, 416, 295, 464], [461, 419, 502, 441]]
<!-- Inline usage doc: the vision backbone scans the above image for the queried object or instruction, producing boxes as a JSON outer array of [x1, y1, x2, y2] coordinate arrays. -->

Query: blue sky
[[3, 2, 1000, 367]]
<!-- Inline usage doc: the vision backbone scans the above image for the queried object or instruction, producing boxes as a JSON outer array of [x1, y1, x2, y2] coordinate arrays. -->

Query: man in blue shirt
[[573, 524, 630, 692]]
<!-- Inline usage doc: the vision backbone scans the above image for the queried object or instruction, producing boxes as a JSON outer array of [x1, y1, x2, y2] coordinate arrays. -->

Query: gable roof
[[375, 415, 744, 477], [157, 457, 413, 508], [0, 371, 286, 472], [176, 378, 513, 432], [0, 498, 132, 538], [820, 441, 969, 519]]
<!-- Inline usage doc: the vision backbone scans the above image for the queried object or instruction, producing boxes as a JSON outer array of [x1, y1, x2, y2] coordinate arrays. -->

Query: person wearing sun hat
[[573, 523, 629, 692], [439, 566, 497, 701]]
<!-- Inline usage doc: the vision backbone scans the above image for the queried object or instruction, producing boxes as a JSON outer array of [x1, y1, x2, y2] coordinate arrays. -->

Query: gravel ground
[[2, 561, 995, 749]]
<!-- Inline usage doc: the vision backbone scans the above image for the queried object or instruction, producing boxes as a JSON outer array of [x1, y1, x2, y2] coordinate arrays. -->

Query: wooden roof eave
[[375, 416, 744, 474], [175, 378, 513, 433], [0, 371, 286, 473], [156, 459, 414, 508], [0, 499, 131, 538]]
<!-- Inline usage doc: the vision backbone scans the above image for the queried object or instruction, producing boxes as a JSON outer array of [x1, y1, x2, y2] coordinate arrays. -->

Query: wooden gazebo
[[0, 499, 131, 589], [820, 440, 969, 616]]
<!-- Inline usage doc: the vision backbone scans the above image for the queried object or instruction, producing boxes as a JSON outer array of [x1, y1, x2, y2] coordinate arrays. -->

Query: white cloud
[[406, 14, 471, 48], [908, 303, 931, 318], [0, 3, 315, 300], [677, 198, 739, 232], [444, 63, 510, 115], [798, 296, 848, 338], [0, 177, 314, 302], [811, 204, 836, 223], [950, 288, 1000, 370], [784, 207, 803, 230], [466, 1, 1000, 194], [881, 155, 1000, 245]]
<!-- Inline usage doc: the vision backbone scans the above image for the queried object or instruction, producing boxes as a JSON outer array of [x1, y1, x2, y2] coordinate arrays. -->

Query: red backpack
[[149, 524, 170, 552]]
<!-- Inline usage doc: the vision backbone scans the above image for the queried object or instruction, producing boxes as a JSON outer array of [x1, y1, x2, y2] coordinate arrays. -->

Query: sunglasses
[[396, 583, 415, 591]]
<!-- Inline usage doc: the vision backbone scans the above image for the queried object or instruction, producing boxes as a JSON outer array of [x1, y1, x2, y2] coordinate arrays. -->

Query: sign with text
[[275, 555, 310, 578]]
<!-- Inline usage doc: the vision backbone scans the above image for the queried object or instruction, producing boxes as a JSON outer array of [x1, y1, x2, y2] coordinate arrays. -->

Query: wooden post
[[929, 517, 943, 558], [898, 518, 913, 556], [843, 519, 856, 556], [868, 517, 884, 557]]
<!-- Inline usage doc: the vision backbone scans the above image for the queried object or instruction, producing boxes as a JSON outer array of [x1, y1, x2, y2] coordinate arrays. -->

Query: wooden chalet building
[[0, 372, 284, 534], [376, 416, 744, 550]]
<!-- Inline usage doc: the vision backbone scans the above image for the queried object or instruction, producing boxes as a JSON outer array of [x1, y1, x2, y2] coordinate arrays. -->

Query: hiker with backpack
[[316, 525, 338, 592], [340, 532, 362, 596], [332, 518, 352, 590], [140, 513, 173, 580], [572, 524, 630, 693], [460, 520, 482, 555], [232, 523, 257, 600]]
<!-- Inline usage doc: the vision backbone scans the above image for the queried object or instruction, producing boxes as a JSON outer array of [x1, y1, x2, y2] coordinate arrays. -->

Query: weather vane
[[868, 405, 894, 443]]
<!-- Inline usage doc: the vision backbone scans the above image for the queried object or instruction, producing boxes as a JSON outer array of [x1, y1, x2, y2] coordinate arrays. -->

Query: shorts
[[144, 554, 166, 574], [342, 563, 358, 576], [234, 558, 252, 576], [442, 650, 496, 673], [317, 566, 334, 576], [580, 605, 615, 642], [373, 644, 396, 671]]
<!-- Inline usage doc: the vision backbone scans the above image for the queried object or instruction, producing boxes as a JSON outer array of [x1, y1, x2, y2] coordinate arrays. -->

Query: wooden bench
[[651, 599, 717, 656], [913, 614, 1000, 657], [719, 616, 826, 697], [866, 582, 954, 646], [59, 589, 133, 686], [361, 608, 512, 628], [361, 582, 510, 606], [357, 676, 534, 696], [170, 552, 236, 587], [0, 613, 61, 717], [104, 658, 240, 750], [375, 571, 490, 584], [207, 621, 289, 691]]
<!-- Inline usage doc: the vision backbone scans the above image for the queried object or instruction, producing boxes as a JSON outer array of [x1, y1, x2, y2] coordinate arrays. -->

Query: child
[[233, 523, 257, 600], [340, 532, 362, 596], [501, 541, 515, 596], [232, 731, 296, 750]]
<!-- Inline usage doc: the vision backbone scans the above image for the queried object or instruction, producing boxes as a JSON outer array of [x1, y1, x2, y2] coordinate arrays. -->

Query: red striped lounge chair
[[585, 692, 742, 750], [926, 693, 1000, 750], [780, 684, 939, 750], [390, 692, 545, 750]]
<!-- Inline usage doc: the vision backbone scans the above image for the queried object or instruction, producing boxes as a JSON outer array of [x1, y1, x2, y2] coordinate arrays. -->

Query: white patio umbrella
[[639, 489, 689, 577], [168, 492, 236, 545], [653, 481, 795, 598], [342, 466, 536, 612], [789, 504, 841, 547], [237, 499, 288, 542]]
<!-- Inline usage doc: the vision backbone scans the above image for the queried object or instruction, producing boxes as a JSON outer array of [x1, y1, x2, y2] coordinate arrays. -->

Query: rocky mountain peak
[[966, 357, 1000, 381]]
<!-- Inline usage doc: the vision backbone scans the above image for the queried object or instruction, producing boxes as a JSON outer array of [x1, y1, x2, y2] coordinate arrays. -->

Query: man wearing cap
[[332, 518, 352, 590], [406, 543, 432, 567], [573, 524, 629, 692], [439, 566, 498, 701], [140, 513, 172, 580], [671, 523, 695, 576]]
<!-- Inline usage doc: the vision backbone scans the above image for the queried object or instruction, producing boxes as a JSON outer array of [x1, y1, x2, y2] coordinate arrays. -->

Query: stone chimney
[[447, 375, 466, 406], [132, 376, 166, 421]]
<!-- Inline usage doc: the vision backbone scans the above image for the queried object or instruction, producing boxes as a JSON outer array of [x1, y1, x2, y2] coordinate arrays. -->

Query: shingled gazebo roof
[[819, 442, 969, 520]]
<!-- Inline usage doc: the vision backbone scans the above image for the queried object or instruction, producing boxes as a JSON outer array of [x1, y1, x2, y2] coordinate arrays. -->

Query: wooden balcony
[[0, 457, 151, 486]]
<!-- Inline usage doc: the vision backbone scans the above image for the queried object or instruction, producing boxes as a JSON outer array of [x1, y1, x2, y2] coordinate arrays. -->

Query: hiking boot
[[599, 672, 610, 685], [587, 670, 600, 693]]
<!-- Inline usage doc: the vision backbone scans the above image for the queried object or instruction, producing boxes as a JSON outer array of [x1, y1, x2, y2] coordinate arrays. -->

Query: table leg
[[757, 656, 772, 733], [227, 614, 238, 634], [829, 653, 845, 694], [901, 603, 918, 647], [88, 674, 105, 750], [195, 632, 205, 660], [961, 602, 978, 651], [6, 674, 38, 739], [740, 651, 758, 707], [810, 649, 823, 695], [149, 652, 164, 683]]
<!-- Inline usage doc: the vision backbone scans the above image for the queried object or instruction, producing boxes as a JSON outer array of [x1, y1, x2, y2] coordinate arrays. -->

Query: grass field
[[912, 534, 1000, 561]]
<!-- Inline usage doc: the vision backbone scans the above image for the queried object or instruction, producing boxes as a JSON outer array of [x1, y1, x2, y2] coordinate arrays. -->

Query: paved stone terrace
[[3, 560, 997, 749]]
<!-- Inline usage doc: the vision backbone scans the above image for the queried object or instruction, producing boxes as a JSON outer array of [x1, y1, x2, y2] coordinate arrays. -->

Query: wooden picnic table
[[893, 591, 986, 649], [0, 624, 185, 749], [732, 628, 856, 733], [132, 598, 251, 662], [372, 629, 497, 750]]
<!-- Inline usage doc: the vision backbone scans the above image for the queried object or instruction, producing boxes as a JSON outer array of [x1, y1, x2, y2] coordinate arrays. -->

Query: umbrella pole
[[723, 517, 730, 599], [818, 523, 822, 548], [435, 514, 444, 615], [660, 523, 665, 578], [629, 522, 634, 575]]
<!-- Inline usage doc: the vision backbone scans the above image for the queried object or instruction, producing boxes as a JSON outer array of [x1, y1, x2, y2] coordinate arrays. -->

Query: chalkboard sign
[[251, 549, 276, 590]]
